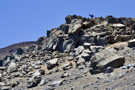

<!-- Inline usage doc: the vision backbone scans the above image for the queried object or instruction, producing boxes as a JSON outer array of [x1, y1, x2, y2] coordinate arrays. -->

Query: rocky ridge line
[[1, 15, 135, 90]]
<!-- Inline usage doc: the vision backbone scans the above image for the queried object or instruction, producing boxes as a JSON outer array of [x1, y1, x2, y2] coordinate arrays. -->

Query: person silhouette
[[89, 14, 94, 18]]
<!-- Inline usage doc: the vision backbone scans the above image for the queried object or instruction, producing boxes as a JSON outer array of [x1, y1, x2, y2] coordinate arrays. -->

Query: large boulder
[[90, 48, 125, 73], [7, 62, 17, 73], [46, 58, 58, 69], [68, 19, 82, 34], [65, 15, 83, 24]]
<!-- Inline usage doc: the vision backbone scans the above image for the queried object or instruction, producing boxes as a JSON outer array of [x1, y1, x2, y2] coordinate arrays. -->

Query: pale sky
[[0, 0, 135, 48]]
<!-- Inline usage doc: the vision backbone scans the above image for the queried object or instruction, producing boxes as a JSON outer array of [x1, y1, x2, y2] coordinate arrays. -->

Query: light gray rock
[[77, 57, 85, 65], [91, 48, 125, 73], [75, 46, 84, 55], [0, 73, 2, 79], [27, 70, 42, 88], [120, 64, 135, 69], [39, 78, 47, 86], [127, 64, 134, 68], [64, 56, 74, 61], [96, 55, 124, 67], [77, 49, 91, 61], [44, 87, 55, 90], [49, 79, 64, 87], [128, 39, 135, 47], [105, 66, 113, 73], [83, 43, 91, 47], [90, 21, 108, 30], [90, 46, 104, 51], [11, 72, 22, 77], [0, 67, 6, 70], [47, 58, 58, 66], [32, 69, 45, 77], [47, 58, 58, 69], [112, 23, 125, 28], [10, 80, 19, 88], [27, 76, 41, 88], [61, 72, 70, 78], [33, 70, 41, 77], [0, 86, 11, 90], [120, 66, 127, 69], [33, 64, 41, 69], [7, 62, 17, 73], [68, 19, 82, 34], [83, 49, 91, 54], [0, 82, 5, 86], [61, 62, 72, 70]]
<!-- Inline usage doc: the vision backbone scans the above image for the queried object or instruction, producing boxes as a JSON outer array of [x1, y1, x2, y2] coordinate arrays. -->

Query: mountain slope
[[1, 15, 135, 90]]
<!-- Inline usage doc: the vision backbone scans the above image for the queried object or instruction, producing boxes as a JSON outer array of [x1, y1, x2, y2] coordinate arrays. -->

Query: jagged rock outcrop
[[1, 15, 135, 90]]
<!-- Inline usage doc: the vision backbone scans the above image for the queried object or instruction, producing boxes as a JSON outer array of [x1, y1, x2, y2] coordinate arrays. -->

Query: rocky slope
[[1, 15, 135, 90]]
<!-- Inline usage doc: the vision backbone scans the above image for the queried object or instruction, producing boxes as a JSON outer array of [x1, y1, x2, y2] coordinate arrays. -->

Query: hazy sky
[[0, 0, 135, 48]]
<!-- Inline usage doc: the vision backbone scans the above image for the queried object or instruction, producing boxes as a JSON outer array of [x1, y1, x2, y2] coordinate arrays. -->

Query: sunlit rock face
[[1, 15, 135, 90]]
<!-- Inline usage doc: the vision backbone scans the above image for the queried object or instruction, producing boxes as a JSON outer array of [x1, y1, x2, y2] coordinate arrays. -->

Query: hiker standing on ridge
[[89, 13, 94, 18]]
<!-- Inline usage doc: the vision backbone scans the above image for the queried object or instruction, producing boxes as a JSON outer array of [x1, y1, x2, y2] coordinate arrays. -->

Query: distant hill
[[0, 41, 36, 59]]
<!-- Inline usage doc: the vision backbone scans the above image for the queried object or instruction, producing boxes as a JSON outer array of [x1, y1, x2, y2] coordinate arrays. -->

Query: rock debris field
[[1, 15, 135, 90]]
